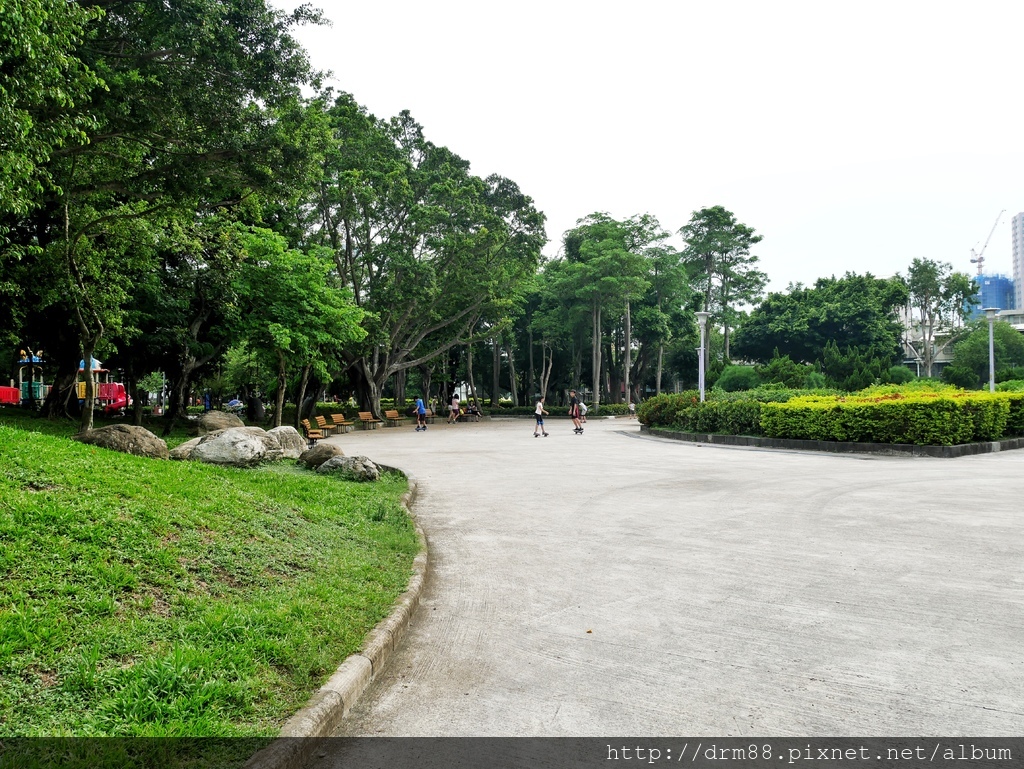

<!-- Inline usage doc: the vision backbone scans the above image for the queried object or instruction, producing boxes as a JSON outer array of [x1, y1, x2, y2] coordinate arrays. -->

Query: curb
[[244, 473, 427, 769], [639, 425, 1024, 457]]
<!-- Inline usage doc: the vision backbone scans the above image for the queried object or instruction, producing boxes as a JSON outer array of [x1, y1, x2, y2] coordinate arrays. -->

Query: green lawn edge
[[0, 415, 419, 737]]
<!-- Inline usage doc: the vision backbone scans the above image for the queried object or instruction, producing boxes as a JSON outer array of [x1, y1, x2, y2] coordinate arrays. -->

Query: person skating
[[447, 392, 460, 424], [568, 389, 583, 434], [415, 395, 427, 431], [534, 397, 549, 437]]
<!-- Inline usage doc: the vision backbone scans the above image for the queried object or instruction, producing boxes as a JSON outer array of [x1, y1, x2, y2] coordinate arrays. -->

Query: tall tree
[[234, 229, 364, 426], [310, 95, 545, 416], [903, 258, 978, 377], [679, 205, 765, 361], [733, 273, 908, 365]]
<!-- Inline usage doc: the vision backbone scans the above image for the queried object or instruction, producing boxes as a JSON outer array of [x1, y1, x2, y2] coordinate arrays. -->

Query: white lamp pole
[[695, 311, 711, 402], [984, 307, 998, 393]]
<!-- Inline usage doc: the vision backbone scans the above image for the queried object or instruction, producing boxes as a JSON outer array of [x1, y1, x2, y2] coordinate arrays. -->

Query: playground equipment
[[77, 358, 131, 415], [16, 351, 49, 406]]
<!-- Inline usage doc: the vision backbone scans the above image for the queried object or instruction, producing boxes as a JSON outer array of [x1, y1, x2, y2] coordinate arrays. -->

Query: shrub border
[[641, 425, 1024, 458]]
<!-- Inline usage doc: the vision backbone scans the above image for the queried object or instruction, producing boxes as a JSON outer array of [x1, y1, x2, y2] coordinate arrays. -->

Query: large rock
[[74, 425, 169, 460], [267, 426, 305, 459], [189, 427, 268, 467], [169, 436, 202, 461], [316, 455, 381, 482], [198, 410, 244, 435], [298, 442, 345, 470]]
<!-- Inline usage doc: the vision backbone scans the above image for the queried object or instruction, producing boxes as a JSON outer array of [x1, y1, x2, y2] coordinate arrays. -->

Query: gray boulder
[[267, 426, 305, 459], [238, 426, 284, 462], [169, 436, 202, 461], [297, 442, 345, 470], [198, 410, 244, 435], [316, 455, 381, 482], [190, 426, 268, 467], [74, 425, 169, 460]]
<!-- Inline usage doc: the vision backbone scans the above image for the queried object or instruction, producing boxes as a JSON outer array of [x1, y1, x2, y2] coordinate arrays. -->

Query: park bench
[[300, 419, 323, 448], [315, 415, 337, 436], [357, 411, 383, 430], [423, 408, 436, 424], [384, 409, 408, 427], [330, 413, 354, 433], [458, 407, 481, 422]]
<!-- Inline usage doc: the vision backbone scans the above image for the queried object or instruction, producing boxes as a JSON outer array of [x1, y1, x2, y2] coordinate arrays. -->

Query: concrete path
[[315, 417, 1023, 738]]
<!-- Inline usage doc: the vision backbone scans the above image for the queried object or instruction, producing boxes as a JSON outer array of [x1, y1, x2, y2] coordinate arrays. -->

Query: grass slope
[[0, 420, 417, 737]]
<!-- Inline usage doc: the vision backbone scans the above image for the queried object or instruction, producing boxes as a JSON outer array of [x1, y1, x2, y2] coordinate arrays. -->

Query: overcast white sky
[[272, 0, 1024, 293]]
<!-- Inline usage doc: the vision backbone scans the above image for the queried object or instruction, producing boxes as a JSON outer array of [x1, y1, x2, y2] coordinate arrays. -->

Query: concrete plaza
[[315, 416, 1023, 737]]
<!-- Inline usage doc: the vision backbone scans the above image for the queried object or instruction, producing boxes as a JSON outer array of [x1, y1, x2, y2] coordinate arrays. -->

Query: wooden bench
[[330, 413, 354, 433], [300, 419, 324, 447], [423, 408, 436, 424], [384, 409, 408, 427], [357, 411, 383, 430], [457, 407, 481, 422], [315, 415, 337, 436]]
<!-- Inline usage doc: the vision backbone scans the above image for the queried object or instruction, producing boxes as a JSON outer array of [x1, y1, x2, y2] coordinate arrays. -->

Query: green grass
[[0, 410, 419, 738]]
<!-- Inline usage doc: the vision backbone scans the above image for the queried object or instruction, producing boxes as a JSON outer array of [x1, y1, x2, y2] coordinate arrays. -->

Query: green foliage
[[996, 366, 1024, 383], [819, 341, 891, 391], [803, 371, 827, 389], [884, 365, 915, 384], [760, 390, 1021, 445], [996, 379, 1024, 393], [755, 353, 816, 388], [950, 321, 1024, 384], [0, 421, 417, 735], [714, 365, 761, 392], [942, 364, 980, 389], [733, 273, 907, 364]]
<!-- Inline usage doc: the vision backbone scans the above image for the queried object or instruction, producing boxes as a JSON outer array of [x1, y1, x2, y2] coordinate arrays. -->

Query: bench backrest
[[358, 411, 379, 421]]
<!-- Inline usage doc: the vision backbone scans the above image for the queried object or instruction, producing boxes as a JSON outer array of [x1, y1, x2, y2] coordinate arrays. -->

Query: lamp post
[[984, 307, 998, 393], [695, 311, 711, 402]]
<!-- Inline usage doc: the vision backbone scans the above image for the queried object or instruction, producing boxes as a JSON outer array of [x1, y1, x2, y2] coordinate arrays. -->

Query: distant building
[[1014, 212, 1024, 310], [967, 273, 1015, 320]]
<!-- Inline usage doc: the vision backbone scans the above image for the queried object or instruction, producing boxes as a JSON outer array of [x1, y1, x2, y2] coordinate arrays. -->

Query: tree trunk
[[467, 343, 480, 410], [78, 341, 97, 433], [528, 328, 535, 402], [656, 343, 664, 396], [507, 342, 518, 406], [273, 352, 287, 428], [491, 336, 500, 407], [395, 368, 407, 408], [591, 301, 602, 406], [418, 364, 433, 411], [624, 300, 631, 407], [294, 364, 311, 429], [540, 342, 553, 402]]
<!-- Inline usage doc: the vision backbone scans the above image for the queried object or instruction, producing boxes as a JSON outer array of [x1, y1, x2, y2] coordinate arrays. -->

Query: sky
[[271, 0, 1024, 293]]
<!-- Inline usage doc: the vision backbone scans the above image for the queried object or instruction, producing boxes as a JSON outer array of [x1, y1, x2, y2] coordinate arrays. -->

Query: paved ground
[[311, 416, 1023, 739]]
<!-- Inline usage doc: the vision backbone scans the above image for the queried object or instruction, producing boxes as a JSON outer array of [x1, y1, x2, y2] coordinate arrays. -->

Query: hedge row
[[638, 389, 1024, 446]]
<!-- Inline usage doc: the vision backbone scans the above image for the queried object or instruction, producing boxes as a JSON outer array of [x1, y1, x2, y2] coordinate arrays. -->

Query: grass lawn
[[0, 409, 419, 738]]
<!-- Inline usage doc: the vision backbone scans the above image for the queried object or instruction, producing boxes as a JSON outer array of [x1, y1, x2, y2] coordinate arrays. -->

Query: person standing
[[415, 395, 427, 431], [448, 392, 460, 424], [568, 389, 583, 434], [534, 397, 549, 437]]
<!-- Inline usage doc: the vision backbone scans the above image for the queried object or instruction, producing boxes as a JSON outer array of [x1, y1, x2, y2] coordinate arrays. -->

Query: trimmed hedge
[[639, 387, 1024, 446]]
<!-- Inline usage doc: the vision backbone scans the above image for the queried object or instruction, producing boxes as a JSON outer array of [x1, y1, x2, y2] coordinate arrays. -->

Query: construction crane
[[970, 209, 1006, 275]]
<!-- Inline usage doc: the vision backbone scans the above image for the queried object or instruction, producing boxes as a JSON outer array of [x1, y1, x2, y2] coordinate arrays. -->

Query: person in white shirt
[[534, 397, 549, 437]]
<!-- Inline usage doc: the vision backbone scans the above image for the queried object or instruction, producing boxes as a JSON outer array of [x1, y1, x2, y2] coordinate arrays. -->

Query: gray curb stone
[[244, 474, 426, 769], [641, 425, 1024, 457]]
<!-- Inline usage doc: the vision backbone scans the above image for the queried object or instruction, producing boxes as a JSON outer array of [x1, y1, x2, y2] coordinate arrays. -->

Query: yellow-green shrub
[[760, 391, 1017, 445]]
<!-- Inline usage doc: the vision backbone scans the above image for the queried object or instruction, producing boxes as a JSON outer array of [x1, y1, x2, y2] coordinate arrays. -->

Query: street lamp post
[[695, 311, 711, 402], [984, 307, 998, 393]]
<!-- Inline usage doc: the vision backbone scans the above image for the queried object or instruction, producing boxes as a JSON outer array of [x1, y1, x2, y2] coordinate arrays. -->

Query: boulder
[[297, 442, 345, 470], [316, 455, 381, 482], [237, 426, 284, 462], [169, 436, 202, 461], [189, 426, 268, 467], [198, 410, 244, 435], [74, 425, 169, 460], [267, 426, 306, 459]]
